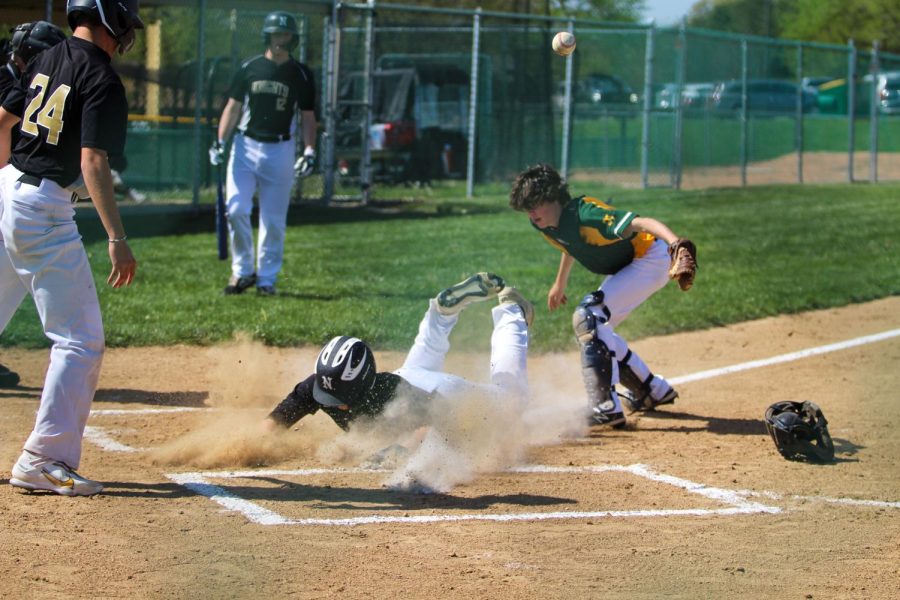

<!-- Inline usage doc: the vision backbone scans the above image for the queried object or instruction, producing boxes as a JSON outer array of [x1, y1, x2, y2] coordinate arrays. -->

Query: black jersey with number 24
[[229, 55, 316, 139], [1, 37, 127, 188]]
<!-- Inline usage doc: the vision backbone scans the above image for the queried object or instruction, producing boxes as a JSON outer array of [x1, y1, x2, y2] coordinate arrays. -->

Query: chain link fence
[[33, 0, 898, 203]]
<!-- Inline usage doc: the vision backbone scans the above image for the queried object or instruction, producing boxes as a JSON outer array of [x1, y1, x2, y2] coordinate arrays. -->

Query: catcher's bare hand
[[547, 283, 568, 311], [668, 238, 697, 291]]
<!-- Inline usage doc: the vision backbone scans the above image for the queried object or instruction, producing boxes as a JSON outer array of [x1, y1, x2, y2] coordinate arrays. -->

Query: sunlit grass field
[[1, 181, 897, 352]]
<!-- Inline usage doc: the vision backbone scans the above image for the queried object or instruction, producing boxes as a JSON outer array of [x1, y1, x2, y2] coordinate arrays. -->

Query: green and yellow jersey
[[532, 196, 656, 275]]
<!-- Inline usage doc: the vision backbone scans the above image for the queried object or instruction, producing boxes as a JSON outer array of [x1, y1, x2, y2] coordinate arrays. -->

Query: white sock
[[17, 449, 49, 468]]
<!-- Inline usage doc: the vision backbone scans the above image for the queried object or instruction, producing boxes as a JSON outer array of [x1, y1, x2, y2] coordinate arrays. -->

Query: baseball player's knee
[[572, 305, 596, 345], [572, 291, 612, 345], [226, 202, 251, 221]]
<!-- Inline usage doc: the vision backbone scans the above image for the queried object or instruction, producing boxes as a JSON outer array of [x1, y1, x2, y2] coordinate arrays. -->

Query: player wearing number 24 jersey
[[0, 0, 142, 497]]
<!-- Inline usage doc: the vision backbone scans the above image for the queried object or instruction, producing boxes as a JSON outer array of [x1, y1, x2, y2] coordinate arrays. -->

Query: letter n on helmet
[[313, 336, 376, 407]]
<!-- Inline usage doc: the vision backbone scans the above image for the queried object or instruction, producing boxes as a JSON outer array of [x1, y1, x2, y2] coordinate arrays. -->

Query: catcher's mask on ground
[[313, 336, 376, 408], [764, 400, 835, 463]]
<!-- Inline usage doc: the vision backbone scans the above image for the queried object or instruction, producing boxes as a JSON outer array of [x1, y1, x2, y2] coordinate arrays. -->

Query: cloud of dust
[[149, 410, 334, 469], [150, 338, 588, 486], [149, 334, 337, 469], [322, 352, 589, 493], [201, 333, 315, 410]]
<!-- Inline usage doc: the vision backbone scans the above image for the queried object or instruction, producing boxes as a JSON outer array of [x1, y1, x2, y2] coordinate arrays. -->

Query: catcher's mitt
[[668, 238, 697, 291]]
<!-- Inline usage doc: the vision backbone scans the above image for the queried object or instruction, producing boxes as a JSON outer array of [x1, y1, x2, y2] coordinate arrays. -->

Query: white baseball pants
[[589, 239, 672, 396], [394, 300, 529, 403], [0, 165, 104, 469], [226, 134, 294, 287]]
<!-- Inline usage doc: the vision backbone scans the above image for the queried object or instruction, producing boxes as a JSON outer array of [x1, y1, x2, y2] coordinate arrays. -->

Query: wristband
[[109, 235, 128, 243]]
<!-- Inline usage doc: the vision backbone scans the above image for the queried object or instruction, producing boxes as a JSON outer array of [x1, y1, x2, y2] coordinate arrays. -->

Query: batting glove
[[209, 140, 226, 167], [294, 147, 316, 178]]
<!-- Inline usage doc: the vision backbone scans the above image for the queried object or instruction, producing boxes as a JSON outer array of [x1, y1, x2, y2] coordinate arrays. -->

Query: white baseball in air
[[552, 31, 576, 56]]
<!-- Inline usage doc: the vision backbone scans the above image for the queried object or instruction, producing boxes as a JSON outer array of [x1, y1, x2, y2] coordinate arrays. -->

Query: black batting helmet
[[313, 336, 376, 407], [262, 11, 299, 51], [10, 21, 67, 64], [67, 0, 144, 53], [764, 401, 835, 463]]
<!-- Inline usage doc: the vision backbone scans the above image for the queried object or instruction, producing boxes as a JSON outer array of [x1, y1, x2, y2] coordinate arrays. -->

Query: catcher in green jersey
[[509, 164, 697, 429]]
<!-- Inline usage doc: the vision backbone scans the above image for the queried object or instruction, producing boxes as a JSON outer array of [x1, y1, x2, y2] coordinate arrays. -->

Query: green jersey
[[533, 196, 656, 275]]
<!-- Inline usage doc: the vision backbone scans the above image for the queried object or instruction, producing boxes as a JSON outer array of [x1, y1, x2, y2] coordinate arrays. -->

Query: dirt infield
[[1, 297, 898, 599]]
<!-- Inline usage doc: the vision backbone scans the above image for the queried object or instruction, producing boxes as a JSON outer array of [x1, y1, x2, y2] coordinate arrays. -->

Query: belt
[[18, 174, 42, 186], [17, 173, 81, 203], [241, 131, 290, 143]]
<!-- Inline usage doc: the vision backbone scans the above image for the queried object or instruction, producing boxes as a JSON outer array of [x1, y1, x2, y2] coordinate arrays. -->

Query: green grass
[[1, 181, 897, 353]]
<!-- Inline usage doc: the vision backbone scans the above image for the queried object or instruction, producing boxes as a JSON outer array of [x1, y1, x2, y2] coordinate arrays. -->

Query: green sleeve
[[578, 202, 639, 239]]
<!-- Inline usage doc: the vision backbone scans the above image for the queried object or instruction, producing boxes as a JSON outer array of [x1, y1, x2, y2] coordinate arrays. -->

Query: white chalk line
[[84, 408, 209, 452], [84, 426, 142, 453], [736, 489, 900, 510], [668, 328, 900, 386], [90, 407, 208, 416], [92, 327, 900, 523], [165, 463, 780, 526], [86, 326, 900, 425]]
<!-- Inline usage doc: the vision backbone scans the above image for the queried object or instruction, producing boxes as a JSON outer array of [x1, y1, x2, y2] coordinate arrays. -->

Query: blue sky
[[642, 0, 697, 25]]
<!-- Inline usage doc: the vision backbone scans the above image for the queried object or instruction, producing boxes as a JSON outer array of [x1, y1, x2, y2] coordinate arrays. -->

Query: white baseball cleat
[[497, 286, 535, 327], [11, 455, 103, 496], [436, 272, 505, 316]]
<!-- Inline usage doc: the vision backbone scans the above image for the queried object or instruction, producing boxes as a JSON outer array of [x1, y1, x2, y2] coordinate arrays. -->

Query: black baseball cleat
[[224, 273, 257, 295], [256, 285, 277, 296], [436, 272, 505, 316], [590, 409, 627, 429], [621, 386, 678, 413]]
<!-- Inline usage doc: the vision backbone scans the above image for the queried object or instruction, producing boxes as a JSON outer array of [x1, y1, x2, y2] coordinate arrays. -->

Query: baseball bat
[[215, 165, 228, 260]]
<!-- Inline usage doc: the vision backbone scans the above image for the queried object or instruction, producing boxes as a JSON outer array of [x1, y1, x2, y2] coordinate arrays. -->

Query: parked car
[[554, 73, 639, 111], [654, 83, 679, 109], [655, 82, 716, 110], [874, 71, 900, 114], [711, 79, 816, 114], [817, 71, 900, 115], [335, 64, 471, 183]]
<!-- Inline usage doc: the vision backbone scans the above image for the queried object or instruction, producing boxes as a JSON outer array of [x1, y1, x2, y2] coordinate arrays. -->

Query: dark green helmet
[[262, 11, 298, 52], [262, 11, 298, 35]]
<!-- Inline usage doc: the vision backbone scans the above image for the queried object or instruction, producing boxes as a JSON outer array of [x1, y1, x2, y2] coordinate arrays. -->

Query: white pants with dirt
[[0, 165, 104, 469], [589, 238, 672, 397], [394, 300, 529, 403], [226, 133, 294, 288]]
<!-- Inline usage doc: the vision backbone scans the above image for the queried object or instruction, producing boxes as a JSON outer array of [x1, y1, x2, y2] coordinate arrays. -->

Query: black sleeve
[[81, 75, 128, 155], [1, 66, 28, 117], [296, 63, 316, 112], [227, 65, 247, 103], [267, 374, 320, 428], [0, 68, 16, 104]]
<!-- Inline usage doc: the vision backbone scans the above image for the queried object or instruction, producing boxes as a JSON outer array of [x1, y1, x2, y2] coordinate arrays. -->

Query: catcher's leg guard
[[618, 349, 678, 413], [580, 339, 625, 428], [574, 303, 625, 428], [618, 349, 653, 408]]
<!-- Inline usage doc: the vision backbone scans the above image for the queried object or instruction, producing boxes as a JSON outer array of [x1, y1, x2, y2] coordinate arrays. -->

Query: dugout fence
[[13, 1, 900, 204]]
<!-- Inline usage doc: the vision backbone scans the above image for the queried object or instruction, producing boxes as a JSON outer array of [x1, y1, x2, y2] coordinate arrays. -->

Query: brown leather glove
[[668, 238, 698, 291]]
